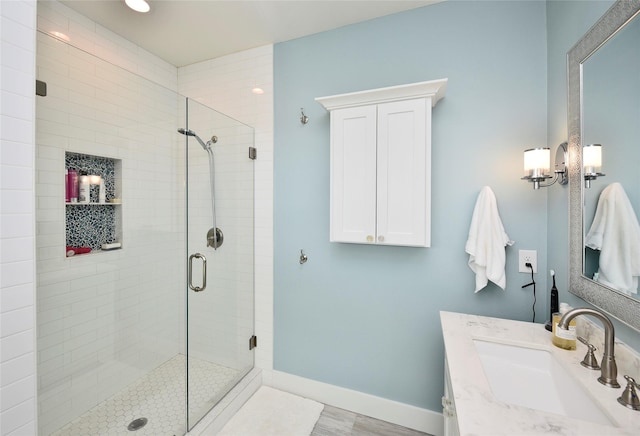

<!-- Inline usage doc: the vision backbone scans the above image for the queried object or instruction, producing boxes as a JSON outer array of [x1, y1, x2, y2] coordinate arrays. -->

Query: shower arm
[[177, 128, 219, 249]]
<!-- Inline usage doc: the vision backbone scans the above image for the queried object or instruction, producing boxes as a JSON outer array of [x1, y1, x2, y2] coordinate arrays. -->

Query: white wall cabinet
[[317, 79, 447, 247]]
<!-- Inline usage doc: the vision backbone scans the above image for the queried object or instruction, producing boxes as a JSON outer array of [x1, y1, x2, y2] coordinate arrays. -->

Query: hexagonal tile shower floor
[[52, 354, 240, 436]]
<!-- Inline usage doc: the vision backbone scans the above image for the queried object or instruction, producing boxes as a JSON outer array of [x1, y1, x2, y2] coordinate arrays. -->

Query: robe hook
[[300, 108, 309, 125]]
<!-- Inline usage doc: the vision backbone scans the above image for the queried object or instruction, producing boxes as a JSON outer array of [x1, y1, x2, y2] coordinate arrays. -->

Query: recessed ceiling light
[[49, 31, 70, 42], [125, 0, 150, 13], [252, 87, 265, 95]]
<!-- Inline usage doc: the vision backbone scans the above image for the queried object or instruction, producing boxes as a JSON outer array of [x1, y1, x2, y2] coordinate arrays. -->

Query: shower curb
[[187, 368, 262, 435]]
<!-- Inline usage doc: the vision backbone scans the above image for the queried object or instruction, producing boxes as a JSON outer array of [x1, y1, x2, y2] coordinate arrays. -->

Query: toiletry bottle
[[78, 172, 90, 203], [98, 179, 106, 203], [65, 169, 70, 202], [552, 302, 576, 350], [68, 169, 79, 203], [545, 270, 559, 332]]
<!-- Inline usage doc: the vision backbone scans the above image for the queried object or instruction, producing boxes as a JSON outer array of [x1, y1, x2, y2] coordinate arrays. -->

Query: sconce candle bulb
[[522, 147, 552, 189], [524, 148, 550, 174], [583, 144, 605, 188], [521, 142, 568, 190]]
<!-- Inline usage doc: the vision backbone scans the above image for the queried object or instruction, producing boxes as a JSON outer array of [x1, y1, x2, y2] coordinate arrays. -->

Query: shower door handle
[[188, 253, 207, 292]]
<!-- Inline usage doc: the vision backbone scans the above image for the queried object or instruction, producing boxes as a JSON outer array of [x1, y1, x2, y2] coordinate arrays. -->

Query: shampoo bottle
[[552, 302, 576, 350], [78, 172, 90, 204], [68, 169, 79, 203], [98, 179, 106, 203]]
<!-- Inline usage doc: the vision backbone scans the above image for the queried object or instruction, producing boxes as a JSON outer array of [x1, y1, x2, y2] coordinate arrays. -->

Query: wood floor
[[311, 405, 431, 436]]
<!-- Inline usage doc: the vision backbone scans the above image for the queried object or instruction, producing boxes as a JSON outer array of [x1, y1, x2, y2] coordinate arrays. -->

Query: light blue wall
[[546, 0, 640, 351], [274, 1, 549, 411]]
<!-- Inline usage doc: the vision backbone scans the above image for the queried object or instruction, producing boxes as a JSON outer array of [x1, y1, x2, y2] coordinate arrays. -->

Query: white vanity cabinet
[[443, 356, 460, 436], [316, 79, 447, 247]]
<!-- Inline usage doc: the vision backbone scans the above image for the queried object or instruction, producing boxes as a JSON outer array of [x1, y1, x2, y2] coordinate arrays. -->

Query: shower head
[[177, 128, 210, 151], [177, 127, 195, 136]]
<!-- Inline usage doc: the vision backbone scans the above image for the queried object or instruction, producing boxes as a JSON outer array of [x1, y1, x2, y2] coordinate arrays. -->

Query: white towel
[[465, 186, 514, 292], [585, 182, 640, 294]]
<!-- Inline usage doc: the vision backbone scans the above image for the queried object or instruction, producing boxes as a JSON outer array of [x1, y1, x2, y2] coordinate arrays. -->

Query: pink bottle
[[68, 169, 79, 203]]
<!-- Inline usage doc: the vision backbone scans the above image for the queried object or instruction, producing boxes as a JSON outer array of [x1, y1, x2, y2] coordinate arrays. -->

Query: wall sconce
[[521, 142, 568, 189], [583, 143, 605, 188]]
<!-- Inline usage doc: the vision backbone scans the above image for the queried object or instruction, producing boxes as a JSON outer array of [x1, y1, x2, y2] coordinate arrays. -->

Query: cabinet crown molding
[[316, 78, 447, 111]]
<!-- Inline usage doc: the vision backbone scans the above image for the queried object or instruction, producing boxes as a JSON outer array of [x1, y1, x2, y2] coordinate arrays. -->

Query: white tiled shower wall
[[31, 0, 274, 434], [36, 1, 176, 92], [35, 30, 184, 435], [0, 1, 38, 435], [0, 0, 274, 432]]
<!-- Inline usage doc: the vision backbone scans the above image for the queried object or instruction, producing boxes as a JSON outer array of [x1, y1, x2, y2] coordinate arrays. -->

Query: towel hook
[[299, 249, 308, 264], [300, 108, 309, 125]]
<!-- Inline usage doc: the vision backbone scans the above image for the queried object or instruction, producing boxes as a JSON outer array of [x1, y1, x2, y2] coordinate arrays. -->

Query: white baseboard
[[264, 370, 444, 436]]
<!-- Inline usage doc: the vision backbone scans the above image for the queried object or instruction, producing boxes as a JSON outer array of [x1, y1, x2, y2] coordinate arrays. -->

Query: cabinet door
[[376, 98, 429, 247], [330, 105, 377, 243]]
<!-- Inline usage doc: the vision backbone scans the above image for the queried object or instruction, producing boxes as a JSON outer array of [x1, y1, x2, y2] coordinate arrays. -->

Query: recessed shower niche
[[65, 151, 122, 256]]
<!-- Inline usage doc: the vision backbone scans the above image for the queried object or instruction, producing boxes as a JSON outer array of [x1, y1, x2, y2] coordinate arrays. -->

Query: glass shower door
[[184, 98, 255, 430]]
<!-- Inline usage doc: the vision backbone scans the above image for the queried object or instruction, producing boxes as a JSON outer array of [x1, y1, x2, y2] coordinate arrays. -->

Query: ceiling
[[59, 0, 441, 67]]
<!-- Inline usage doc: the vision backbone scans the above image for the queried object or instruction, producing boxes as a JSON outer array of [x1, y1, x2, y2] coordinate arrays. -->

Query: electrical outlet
[[519, 250, 537, 273]]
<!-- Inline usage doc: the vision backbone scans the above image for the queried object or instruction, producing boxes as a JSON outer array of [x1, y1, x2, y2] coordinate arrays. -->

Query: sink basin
[[473, 339, 613, 426]]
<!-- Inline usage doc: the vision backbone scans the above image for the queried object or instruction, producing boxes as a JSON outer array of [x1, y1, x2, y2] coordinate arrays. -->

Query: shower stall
[[35, 31, 255, 435]]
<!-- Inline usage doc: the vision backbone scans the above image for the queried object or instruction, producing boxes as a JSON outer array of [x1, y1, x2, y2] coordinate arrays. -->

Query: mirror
[[583, 10, 640, 298], [568, 0, 640, 330]]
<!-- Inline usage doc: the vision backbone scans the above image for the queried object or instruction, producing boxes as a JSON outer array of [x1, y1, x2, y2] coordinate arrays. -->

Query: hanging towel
[[465, 186, 514, 292], [585, 182, 640, 294]]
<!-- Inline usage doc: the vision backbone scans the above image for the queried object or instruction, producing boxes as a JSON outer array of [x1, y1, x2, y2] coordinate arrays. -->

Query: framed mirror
[[568, 0, 640, 330]]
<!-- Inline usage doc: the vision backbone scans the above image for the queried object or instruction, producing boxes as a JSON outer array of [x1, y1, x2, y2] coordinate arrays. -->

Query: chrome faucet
[[558, 307, 620, 388]]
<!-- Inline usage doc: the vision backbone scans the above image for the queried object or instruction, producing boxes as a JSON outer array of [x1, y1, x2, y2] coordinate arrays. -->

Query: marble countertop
[[440, 311, 640, 436]]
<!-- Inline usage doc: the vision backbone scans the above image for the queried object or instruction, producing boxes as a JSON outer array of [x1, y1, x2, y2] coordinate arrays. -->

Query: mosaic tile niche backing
[[66, 152, 120, 252]]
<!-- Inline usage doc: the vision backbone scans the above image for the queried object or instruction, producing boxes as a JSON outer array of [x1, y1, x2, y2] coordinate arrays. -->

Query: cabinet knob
[[378, 235, 385, 242], [366, 235, 374, 243]]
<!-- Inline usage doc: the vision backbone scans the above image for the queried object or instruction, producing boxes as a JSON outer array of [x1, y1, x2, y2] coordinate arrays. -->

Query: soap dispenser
[[552, 302, 576, 350]]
